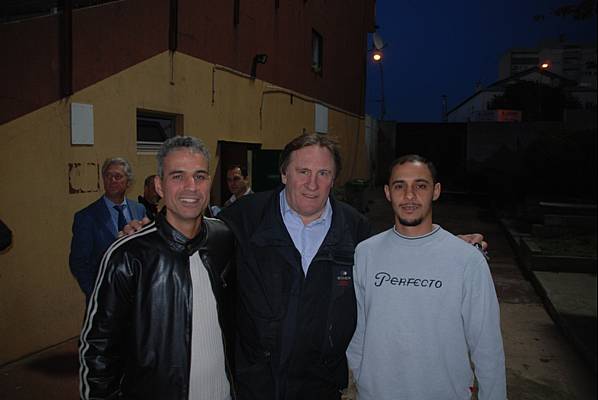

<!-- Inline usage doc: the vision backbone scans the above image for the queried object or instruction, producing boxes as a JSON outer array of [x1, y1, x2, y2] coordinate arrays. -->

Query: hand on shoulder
[[119, 216, 151, 237]]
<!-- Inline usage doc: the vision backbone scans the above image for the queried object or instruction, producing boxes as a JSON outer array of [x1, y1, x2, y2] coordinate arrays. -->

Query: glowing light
[[541, 62, 549, 69], [372, 51, 382, 62]]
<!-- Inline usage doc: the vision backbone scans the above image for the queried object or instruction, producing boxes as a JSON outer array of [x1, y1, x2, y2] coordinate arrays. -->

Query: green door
[[252, 149, 282, 192]]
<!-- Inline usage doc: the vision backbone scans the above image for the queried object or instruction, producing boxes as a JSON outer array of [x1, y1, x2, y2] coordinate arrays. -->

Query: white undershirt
[[188, 252, 231, 400]]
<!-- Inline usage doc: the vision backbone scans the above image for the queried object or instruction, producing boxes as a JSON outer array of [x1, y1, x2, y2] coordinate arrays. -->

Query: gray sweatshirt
[[347, 226, 506, 400]]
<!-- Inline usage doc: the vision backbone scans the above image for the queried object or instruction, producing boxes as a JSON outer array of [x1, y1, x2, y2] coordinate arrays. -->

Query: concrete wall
[[0, 51, 368, 364], [395, 123, 468, 190], [381, 120, 596, 196], [390, 121, 596, 201], [374, 120, 397, 186], [466, 122, 561, 166]]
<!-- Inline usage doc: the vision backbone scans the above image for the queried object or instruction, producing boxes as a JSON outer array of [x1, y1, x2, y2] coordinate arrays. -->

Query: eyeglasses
[[104, 173, 126, 182]]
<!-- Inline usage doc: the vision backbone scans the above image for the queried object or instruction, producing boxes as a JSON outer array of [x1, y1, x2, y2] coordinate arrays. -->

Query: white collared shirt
[[279, 189, 333, 276]]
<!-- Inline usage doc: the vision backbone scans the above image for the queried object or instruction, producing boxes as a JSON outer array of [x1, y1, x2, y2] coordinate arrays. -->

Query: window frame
[[136, 109, 183, 154]]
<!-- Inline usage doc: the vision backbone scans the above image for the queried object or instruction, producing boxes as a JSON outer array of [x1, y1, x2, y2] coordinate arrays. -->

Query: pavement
[[1, 187, 596, 399]]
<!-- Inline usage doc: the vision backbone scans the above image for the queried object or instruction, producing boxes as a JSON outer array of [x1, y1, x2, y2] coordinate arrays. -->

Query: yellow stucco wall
[[0, 51, 367, 364]]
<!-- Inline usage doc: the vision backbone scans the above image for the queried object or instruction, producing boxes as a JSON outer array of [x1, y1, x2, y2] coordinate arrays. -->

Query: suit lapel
[[92, 198, 117, 238]]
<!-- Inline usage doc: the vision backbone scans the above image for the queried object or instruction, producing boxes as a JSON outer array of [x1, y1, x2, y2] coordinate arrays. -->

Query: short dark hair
[[279, 133, 341, 178], [227, 164, 248, 178], [144, 175, 157, 187], [389, 154, 438, 183], [157, 136, 210, 178]]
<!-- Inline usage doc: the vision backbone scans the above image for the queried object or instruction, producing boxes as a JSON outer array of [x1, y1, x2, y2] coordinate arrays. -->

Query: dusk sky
[[365, 0, 597, 122]]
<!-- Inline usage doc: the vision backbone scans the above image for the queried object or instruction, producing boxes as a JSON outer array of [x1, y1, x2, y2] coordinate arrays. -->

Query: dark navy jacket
[[69, 197, 146, 299], [220, 188, 371, 400]]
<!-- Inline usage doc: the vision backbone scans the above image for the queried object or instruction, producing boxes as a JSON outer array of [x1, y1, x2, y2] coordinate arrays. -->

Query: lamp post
[[372, 50, 386, 121], [538, 62, 550, 120], [371, 29, 387, 121], [369, 29, 386, 188]]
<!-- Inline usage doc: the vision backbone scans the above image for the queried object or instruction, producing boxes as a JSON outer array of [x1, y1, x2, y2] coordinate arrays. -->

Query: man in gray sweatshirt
[[347, 155, 506, 400]]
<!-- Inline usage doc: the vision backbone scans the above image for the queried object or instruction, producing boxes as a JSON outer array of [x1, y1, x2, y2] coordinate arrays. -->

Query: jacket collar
[[155, 212, 207, 256], [250, 188, 293, 247], [252, 186, 345, 249]]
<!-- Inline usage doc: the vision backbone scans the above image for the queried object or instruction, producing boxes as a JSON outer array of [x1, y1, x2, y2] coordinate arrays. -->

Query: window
[[137, 110, 182, 153], [311, 30, 323, 74]]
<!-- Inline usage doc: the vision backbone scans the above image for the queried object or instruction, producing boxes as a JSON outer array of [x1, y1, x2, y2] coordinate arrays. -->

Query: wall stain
[[68, 162, 100, 194]]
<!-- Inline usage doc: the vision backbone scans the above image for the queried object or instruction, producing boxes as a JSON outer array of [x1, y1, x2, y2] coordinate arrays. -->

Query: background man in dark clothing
[[138, 174, 161, 220], [223, 164, 253, 208]]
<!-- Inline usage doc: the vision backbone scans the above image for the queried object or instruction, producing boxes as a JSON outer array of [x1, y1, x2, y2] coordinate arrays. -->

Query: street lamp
[[372, 50, 386, 120], [537, 62, 550, 119], [371, 30, 387, 121], [250, 53, 268, 79]]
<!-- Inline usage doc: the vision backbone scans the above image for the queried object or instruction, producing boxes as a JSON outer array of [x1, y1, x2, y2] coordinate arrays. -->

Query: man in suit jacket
[[223, 164, 253, 208], [138, 174, 161, 220], [69, 157, 146, 301]]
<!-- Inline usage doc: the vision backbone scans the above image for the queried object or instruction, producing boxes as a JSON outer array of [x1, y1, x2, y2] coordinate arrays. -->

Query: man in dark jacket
[[220, 134, 370, 400], [79, 136, 236, 400], [138, 174, 161, 220]]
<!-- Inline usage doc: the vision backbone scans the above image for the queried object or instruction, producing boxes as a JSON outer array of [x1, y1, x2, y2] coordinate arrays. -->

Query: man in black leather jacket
[[79, 136, 236, 400], [220, 134, 371, 400]]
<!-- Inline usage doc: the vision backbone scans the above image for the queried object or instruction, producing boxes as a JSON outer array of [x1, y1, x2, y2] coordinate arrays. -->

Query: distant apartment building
[[449, 39, 597, 123], [499, 40, 597, 89]]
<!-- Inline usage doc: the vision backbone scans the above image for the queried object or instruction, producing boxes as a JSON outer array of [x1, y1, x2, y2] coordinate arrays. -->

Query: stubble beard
[[398, 216, 423, 227]]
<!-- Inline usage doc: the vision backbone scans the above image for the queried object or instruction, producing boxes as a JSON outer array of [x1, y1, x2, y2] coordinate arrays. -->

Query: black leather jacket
[[79, 213, 236, 400], [220, 188, 371, 400]]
